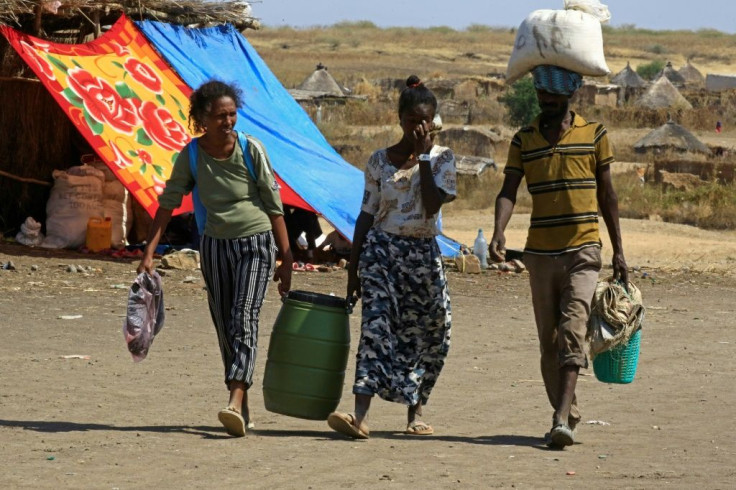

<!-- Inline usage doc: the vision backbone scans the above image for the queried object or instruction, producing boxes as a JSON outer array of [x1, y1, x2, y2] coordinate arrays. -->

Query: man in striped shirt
[[490, 65, 628, 449]]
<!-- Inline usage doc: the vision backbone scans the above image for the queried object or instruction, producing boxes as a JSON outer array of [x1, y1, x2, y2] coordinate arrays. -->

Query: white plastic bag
[[506, 8, 610, 84]]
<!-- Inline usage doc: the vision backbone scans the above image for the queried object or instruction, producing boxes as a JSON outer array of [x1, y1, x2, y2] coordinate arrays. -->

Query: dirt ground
[[1, 213, 735, 489]]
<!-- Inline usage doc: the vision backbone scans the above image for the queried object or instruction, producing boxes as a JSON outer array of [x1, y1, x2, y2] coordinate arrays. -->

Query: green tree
[[636, 60, 665, 81], [500, 77, 540, 128]]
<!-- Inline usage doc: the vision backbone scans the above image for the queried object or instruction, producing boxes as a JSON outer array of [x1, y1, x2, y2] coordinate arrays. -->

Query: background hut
[[635, 76, 693, 110], [633, 119, 710, 155], [655, 61, 687, 88], [609, 61, 647, 102], [678, 60, 705, 89], [0, 1, 258, 235]]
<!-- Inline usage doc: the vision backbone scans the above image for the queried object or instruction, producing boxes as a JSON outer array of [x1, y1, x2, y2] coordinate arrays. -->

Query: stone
[[455, 254, 481, 274], [161, 250, 200, 270]]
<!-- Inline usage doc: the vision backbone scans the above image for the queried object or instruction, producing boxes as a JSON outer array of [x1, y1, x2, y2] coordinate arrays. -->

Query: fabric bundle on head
[[532, 65, 583, 96]]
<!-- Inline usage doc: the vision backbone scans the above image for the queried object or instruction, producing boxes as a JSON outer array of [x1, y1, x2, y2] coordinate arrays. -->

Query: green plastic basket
[[593, 329, 641, 384]]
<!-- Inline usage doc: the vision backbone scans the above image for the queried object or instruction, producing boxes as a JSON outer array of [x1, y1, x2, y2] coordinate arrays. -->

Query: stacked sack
[[506, 0, 611, 84]]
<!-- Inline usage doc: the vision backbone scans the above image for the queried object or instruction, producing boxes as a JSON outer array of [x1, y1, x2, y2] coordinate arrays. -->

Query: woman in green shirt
[[138, 80, 293, 437]]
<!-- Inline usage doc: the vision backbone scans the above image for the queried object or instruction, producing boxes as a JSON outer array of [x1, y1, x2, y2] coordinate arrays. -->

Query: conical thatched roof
[[678, 60, 705, 87], [655, 61, 687, 87], [610, 61, 646, 88], [635, 76, 692, 110], [297, 63, 345, 96], [633, 120, 710, 154]]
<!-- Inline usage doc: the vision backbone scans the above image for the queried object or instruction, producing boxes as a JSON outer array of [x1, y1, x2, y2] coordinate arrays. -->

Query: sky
[[252, 0, 736, 34]]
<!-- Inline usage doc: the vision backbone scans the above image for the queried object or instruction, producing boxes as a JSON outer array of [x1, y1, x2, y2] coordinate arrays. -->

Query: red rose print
[[21, 41, 55, 80], [67, 67, 139, 134], [136, 100, 190, 151], [137, 149, 153, 165], [124, 58, 162, 94]]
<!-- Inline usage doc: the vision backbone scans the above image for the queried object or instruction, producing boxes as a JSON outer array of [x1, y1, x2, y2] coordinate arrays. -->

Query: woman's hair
[[398, 75, 437, 117], [188, 80, 244, 133]]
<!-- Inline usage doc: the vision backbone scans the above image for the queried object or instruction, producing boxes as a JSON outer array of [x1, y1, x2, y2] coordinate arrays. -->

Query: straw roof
[[0, 1, 259, 34], [635, 76, 692, 110], [610, 61, 647, 88], [633, 119, 710, 155], [655, 61, 687, 87], [678, 60, 705, 87], [296, 63, 345, 97]]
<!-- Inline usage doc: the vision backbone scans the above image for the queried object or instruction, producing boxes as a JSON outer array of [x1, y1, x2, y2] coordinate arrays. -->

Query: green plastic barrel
[[262, 290, 351, 420]]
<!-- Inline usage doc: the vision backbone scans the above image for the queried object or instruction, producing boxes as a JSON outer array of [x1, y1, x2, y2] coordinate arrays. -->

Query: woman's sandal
[[405, 420, 434, 435], [327, 412, 370, 439], [218, 406, 246, 437]]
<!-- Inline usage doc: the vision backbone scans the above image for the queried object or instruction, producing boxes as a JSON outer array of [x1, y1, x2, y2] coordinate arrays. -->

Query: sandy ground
[[1, 215, 735, 489]]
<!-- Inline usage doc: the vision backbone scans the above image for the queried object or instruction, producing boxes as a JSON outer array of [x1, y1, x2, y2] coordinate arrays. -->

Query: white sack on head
[[506, 8, 610, 84]]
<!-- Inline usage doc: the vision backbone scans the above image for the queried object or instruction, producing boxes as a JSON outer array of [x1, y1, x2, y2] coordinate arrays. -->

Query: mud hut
[[635, 76, 693, 110], [0, 1, 258, 234], [609, 61, 646, 103], [633, 119, 710, 155], [655, 61, 687, 88], [611, 61, 647, 88], [678, 60, 705, 88]]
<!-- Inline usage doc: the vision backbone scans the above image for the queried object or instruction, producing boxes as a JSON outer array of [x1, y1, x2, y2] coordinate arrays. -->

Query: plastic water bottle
[[473, 229, 488, 270]]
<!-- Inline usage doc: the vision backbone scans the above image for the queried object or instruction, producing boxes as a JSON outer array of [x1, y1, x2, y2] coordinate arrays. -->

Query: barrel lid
[[287, 290, 347, 309]]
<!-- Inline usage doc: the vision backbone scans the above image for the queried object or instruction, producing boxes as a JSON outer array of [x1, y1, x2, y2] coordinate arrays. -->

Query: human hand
[[489, 232, 506, 263], [137, 255, 154, 275], [412, 119, 433, 157], [612, 251, 629, 291], [346, 268, 361, 303], [273, 261, 292, 297]]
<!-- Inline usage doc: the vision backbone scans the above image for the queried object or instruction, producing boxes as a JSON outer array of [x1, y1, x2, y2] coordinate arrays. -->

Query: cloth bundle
[[587, 278, 645, 358], [123, 271, 165, 362], [506, 0, 611, 84]]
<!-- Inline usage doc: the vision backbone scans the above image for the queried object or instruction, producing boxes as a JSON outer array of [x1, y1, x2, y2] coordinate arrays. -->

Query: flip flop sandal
[[405, 421, 434, 435], [327, 412, 369, 439], [218, 407, 246, 437]]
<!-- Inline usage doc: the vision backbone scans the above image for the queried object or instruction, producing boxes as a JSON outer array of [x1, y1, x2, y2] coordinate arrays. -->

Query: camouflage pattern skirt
[[353, 228, 452, 406]]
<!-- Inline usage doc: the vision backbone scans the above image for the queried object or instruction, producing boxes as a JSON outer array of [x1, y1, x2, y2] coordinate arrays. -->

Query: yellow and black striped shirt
[[505, 113, 614, 255]]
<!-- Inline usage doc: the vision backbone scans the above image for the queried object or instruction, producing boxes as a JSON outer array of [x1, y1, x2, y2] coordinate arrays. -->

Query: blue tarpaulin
[[137, 21, 460, 257]]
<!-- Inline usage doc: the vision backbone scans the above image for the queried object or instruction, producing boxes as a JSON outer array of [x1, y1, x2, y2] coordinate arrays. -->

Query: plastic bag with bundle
[[123, 271, 165, 362]]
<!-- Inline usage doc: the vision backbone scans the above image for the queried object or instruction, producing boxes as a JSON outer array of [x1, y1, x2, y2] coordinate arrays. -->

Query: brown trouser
[[524, 246, 601, 426]]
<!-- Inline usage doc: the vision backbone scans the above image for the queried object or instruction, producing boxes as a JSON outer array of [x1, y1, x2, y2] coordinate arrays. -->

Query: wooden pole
[[0, 170, 52, 187], [32, 1, 43, 36]]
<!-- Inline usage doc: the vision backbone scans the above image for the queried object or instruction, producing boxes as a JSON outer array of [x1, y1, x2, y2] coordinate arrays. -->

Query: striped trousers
[[200, 231, 276, 389]]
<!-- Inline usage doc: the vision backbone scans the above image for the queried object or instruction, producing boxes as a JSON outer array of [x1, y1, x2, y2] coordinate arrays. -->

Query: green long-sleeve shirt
[[159, 135, 283, 239]]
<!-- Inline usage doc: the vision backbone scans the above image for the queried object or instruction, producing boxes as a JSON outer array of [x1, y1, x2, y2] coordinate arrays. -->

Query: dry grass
[[250, 25, 736, 230]]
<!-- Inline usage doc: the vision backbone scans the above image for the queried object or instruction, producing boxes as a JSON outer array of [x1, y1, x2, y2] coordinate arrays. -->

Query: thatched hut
[[609, 61, 646, 103], [633, 120, 710, 155], [635, 76, 693, 110], [678, 60, 705, 88], [0, 1, 258, 235], [655, 61, 687, 88], [611, 62, 647, 88], [296, 63, 345, 97]]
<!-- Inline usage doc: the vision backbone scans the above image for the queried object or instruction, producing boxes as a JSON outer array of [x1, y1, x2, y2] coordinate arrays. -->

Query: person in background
[[283, 205, 323, 263], [137, 80, 292, 437], [490, 65, 628, 449], [327, 75, 456, 439]]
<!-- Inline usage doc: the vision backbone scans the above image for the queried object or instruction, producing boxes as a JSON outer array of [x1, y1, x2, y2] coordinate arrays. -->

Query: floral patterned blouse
[[361, 145, 456, 238]]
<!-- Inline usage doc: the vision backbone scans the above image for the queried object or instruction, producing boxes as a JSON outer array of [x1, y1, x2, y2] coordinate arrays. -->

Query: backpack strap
[[188, 131, 257, 236]]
